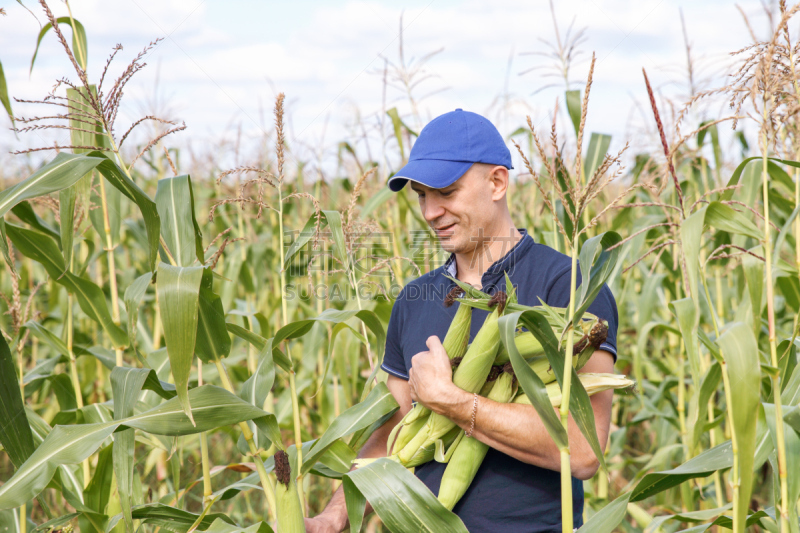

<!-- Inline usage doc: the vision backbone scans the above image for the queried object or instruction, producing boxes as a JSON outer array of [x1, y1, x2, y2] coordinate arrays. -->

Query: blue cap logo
[[387, 109, 513, 192]]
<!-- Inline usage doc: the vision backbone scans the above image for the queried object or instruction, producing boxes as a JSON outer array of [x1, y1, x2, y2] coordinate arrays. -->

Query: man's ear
[[488, 165, 509, 201]]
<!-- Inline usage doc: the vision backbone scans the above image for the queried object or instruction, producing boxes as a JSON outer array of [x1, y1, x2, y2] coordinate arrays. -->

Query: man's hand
[[304, 515, 342, 533], [408, 335, 463, 413]]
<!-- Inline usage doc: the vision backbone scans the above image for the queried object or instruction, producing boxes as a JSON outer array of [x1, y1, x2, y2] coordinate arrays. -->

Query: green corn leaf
[[11, 202, 60, 241], [104, 503, 236, 533], [669, 298, 701, 385], [195, 268, 231, 363], [689, 362, 722, 451], [48, 374, 76, 411], [722, 156, 800, 204], [30, 16, 88, 73], [0, 385, 266, 509], [301, 382, 398, 474], [283, 212, 318, 267], [785, 405, 800, 434], [763, 403, 800, 517], [646, 503, 733, 533], [239, 339, 275, 410], [574, 231, 622, 324], [315, 440, 357, 476], [0, 153, 102, 219], [59, 184, 78, 269], [0, 219, 15, 277], [321, 210, 348, 272], [360, 187, 393, 220], [565, 90, 582, 137], [742, 245, 764, 335], [499, 311, 568, 449], [0, 422, 118, 510], [124, 272, 153, 354], [111, 367, 150, 531], [636, 272, 665, 332], [6, 224, 128, 348], [85, 151, 161, 272], [680, 206, 706, 299], [203, 517, 273, 533], [343, 458, 468, 533], [716, 323, 760, 529], [89, 181, 122, 250], [156, 262, 204, 424], [630, 440, 732, 501], [0, 333, 37, 470], [122, 385, 261, 436], [0, 60, 13, 130], [342, 474, 367, 533], [386, 107, 418, 161], [32, 513, 81, 533], [225, 324, 292, 373], [576, 491, 632, 533], [251, 415, 283, 452], [583, 133, 611, 181], [705, 201, 761, 240], [84, 443, 113, 514], [156, 175, 204, 267], [516, 309, 607, 470], [67, 86, 104, 154]]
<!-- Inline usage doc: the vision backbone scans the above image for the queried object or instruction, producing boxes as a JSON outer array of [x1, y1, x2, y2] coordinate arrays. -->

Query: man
[[305, 109, 618, 532]]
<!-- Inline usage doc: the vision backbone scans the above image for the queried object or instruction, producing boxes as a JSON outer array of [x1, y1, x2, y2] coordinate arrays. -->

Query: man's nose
[[422, 195, 446, 223]]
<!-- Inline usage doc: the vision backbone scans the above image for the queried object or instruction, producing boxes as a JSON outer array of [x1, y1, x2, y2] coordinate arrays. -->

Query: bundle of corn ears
[[376, 288, 634, 511]]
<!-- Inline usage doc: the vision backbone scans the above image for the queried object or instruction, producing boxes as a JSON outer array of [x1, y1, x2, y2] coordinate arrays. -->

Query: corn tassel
[[274, 450, 306, 533], [437, 371, 516, 510]]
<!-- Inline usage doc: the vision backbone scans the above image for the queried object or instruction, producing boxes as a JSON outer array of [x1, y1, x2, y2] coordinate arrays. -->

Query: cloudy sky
[[0, 0, 777, 176]]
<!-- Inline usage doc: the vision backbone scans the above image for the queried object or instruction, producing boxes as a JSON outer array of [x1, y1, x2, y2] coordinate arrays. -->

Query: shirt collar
[[442, 228, 532, 283]]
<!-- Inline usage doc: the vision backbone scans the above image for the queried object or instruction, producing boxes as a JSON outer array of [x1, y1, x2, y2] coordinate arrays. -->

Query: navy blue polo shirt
[[380, 230, 618, 533]]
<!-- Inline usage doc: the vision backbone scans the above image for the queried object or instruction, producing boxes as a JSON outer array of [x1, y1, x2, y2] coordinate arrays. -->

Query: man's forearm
[[426, 385, 611, 478], [418, 349, 615, 480]]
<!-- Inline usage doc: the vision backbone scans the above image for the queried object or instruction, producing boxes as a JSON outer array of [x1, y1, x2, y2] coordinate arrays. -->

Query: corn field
[[2, 1, 800, 533]]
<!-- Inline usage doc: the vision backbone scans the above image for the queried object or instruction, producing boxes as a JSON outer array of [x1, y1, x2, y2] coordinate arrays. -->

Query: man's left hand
[[408, 335, 461, 412]]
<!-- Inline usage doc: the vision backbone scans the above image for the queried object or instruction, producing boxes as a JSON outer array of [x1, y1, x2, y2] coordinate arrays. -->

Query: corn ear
[[389, 410, 428, 455], [442, 298, 472, 360], [398, 300, 504, 463], [513, 373, 635, 407], [389, 299, 472, 455], [437, 371, 516, 510], [274, 450, 306, 533], [494, 330, 545, 364], [434, 430, 464, 463]]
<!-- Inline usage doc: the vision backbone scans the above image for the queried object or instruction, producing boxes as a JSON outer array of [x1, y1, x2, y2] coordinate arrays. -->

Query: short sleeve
[[381, 289, 409, 379], [546, 269, 619, 361]]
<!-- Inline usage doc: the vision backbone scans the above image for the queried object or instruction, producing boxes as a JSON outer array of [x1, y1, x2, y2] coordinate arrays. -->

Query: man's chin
[[438, 238, 463, 255]]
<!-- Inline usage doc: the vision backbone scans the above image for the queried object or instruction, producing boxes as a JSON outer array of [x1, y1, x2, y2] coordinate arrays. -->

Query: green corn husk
[[388, 298, 472, 456], [397, 299, 504, 464], [403, 425, 463, 468], [274, 450, 306, 533], [388, 411, 428, 456], [494, 330, 545, 364], [437, 371, 516, 510], [513, 373, 635, 407]]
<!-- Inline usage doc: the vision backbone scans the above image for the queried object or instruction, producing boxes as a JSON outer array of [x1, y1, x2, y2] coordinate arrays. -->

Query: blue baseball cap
[[388, 108, 513, 192]]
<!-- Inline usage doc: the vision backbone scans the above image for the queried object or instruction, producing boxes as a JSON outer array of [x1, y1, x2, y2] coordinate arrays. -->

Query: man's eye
[[440, 190, 453, 197]]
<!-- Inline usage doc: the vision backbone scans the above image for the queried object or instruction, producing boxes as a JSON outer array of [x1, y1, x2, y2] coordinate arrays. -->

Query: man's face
[[410, 164, 502, 255]]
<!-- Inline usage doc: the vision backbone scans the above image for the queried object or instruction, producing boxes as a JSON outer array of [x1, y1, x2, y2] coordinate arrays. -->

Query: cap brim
[[387, 159, 474, 192]]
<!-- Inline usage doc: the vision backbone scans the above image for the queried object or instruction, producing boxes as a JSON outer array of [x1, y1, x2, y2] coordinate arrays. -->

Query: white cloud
[[0, 0, 770, 175]]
